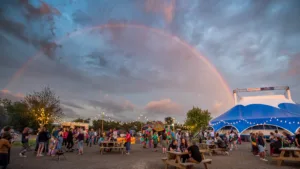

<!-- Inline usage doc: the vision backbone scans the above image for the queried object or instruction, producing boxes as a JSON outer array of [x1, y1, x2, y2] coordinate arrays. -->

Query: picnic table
[[199, 143, 229, 156], [99, 141, 125, 155], [161, 151, 212, 169], [272, 147, 300, 166]]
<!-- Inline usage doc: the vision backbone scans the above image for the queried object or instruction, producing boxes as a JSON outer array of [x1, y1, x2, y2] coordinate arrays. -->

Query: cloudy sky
[[0, 0, 299, 123]]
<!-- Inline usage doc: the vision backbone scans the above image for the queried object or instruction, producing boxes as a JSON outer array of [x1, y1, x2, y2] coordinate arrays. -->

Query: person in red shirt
[[125, 130, 131, 155], [62, 129, 68, 146]]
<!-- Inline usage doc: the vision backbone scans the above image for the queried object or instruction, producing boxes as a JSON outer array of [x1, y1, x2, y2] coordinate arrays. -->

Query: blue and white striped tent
[[210, 95, 300, 134]]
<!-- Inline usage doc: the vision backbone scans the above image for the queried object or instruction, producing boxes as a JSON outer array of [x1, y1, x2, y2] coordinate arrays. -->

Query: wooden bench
[[272, 147, 300, 166], [100, 146, 125, 155], [162, 157, 212, 169], [179, 159, 212, 169], [211, 148, 229, 155]]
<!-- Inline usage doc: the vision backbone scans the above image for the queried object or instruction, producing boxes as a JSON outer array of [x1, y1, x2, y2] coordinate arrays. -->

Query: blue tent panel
[[211, 103, 300, 133]]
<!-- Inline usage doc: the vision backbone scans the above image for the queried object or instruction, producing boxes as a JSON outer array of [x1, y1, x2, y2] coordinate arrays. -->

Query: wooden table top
[[100, 141, 121, 144], [280, 147, 300, 151], [167, 151, 189, 155]]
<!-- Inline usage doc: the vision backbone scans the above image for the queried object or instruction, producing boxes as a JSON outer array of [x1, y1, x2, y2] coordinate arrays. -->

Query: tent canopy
[[210, 103, 300, 133]]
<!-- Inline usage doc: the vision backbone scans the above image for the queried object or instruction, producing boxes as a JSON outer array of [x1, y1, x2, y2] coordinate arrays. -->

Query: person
[[215, 133, 229, 155], [66, 128, 74, 152], [295, 129, 300, 148], [187, 141, 202, 164], [282, 131, 294, 145], [143, 133, 148, 148], [161, 133, 168, 154], [19, 127, 30, 157], [274, 129, 281, 137], [229, 130, 237, 151], [36, 127, 48, 157], [48, 136, 56, 156], [77, 129, 84, 155], [250, 133, 258, 155], [168, 140, 178, 151], [148, 132, 153, 149], [93, 130, 98, 145], [113, 128, 118, 141], [88, 129, 94, 147], [210, 130, 215, 139], [56, 132, 63, 151], [97, 134, 104, 145], [62, 129, 68, 147], [125, 130, 131, 155], [180, 138, 189, 162], [52, 127, 59, 138], [257, 132, 267, 161], [176, 131, 181, 149], [271, 136, 283, 155], [0, 133, 11, 169], [185, 132, 189, 142], [269, 132, 276, 155], [152, 132, 159, 152]]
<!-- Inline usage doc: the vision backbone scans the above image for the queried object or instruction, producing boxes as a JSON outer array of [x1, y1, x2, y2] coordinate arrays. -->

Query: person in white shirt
[[185, 132, 189, 142], [210, 130, 215, 139], [93, 131, 97, 144], [113, 128, 118, 141], [176, 131, 181, 150]]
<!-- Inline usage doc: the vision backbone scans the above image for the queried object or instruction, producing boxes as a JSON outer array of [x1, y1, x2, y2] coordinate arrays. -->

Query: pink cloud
[[286, 53, 300, 76], [145, 99, 183, 115], [0, 89, 11, 94], [0, 89, 24, 101], [144, 0, 175, 24]]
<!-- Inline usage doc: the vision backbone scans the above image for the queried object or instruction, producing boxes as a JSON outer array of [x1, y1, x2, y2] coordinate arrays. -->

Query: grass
[[13, 139, 36, 146]]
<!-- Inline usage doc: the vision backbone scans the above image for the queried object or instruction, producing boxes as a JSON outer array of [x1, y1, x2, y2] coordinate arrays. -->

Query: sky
[[0, 0, 299, 123]]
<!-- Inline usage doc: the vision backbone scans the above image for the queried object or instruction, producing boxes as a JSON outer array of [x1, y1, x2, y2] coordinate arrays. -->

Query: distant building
[[61, 121, 89, 130]]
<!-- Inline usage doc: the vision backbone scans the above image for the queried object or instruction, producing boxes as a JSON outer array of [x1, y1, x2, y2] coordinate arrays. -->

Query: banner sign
[[260, 87, 275, 91]]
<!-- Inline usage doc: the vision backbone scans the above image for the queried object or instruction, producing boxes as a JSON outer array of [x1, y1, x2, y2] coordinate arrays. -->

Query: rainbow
[[5, 23, 233, 100]]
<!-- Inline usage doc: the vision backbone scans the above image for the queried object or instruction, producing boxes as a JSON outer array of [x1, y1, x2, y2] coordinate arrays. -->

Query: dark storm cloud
[[0, 0, 61, 59], [61, 106, 79, 118], [61, 101, 84, 110], [72, 10, 92, 25], [1, 0, 300, 120], [88, 99, 135, 114]]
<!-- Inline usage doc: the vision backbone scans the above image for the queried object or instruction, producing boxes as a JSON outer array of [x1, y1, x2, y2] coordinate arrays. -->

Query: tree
[[0, 99, 36, 131], [0, 100, 8, 128], [185, 107, 212, 134], [165, 117, 174, 125], [24, 87, 63, 127]]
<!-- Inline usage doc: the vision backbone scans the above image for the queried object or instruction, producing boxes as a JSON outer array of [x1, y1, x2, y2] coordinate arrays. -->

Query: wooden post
[[101, 112, 104, 133]]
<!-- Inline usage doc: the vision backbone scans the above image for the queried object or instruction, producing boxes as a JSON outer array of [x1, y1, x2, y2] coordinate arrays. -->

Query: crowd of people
[[0, 126, 133, 169], [250, 129, 300, 162], [1, 125, 300, 169]]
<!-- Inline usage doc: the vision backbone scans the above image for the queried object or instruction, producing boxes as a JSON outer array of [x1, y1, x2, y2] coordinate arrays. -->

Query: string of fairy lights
[[210, 117, 300, 126], [56, 112, 186, 126]]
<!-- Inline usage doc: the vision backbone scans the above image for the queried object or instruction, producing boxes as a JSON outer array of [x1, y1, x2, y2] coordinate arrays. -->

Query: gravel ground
[[7, 142, 300, 169]]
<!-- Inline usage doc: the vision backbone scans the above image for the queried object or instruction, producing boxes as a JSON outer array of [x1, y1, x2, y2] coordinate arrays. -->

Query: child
[[19, 127, 30, 157], [161, 133, 168, 154], [152, 132, 158, 152], [97, 134, 104, 145], [56, 132, 63, 151], [0, 133, 12, 169], [144, 134, 148, 148], [48, 137, 57, 156]]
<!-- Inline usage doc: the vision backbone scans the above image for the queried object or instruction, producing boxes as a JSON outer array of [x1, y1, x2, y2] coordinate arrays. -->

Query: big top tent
[[210, 87, 300, 134]]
